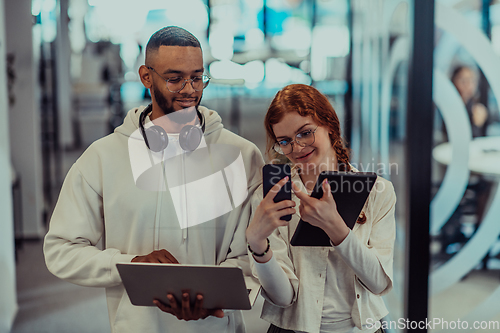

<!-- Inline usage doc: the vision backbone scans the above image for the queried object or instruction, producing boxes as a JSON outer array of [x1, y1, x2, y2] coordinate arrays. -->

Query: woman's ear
[[139, 65, 152, 89]]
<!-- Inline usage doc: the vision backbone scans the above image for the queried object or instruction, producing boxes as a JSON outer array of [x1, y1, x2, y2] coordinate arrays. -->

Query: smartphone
[[262, 164, 292, 221]]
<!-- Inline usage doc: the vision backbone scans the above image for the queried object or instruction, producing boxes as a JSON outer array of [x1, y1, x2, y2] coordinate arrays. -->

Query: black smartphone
[[262, 164, 292, 221]]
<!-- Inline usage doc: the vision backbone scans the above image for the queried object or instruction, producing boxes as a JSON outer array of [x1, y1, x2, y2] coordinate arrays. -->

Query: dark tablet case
[[290, 171, 377, 247]]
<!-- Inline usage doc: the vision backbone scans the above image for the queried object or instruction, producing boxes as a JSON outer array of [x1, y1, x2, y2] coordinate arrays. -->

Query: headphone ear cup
[[179, 125, 203, 151], [145, 125, 169, 152]]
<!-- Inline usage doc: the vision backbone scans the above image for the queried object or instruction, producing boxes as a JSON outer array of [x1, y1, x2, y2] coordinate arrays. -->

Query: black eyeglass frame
[[147, 66, 211, 93]]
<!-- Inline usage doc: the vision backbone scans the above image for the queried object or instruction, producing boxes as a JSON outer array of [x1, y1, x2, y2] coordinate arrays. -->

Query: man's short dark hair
[[145, 26, 201, 63]]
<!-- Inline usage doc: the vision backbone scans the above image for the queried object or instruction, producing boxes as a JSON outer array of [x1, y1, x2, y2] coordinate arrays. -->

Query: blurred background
[[1, 0, 500, 332]]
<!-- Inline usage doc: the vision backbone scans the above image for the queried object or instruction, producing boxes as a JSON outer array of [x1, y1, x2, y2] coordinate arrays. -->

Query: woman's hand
[[292, 179, 349, 245], [472, 103, 488, 127], [246, 176, 296, 261]]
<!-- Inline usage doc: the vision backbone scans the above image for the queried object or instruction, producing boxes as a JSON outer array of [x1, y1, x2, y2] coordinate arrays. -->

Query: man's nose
[[179, 79, 195, 94]]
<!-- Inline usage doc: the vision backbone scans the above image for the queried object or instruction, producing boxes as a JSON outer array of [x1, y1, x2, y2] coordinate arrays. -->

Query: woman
[[450, 65, 489, 138], [246, 84, 396, 333]]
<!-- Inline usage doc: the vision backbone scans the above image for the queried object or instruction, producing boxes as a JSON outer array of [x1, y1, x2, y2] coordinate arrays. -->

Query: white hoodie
[[44, 105, 264, 333]]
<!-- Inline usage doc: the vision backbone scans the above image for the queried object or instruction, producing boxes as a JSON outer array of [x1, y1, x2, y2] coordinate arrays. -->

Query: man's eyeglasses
[[273, 127, 319, 155], [147, 67, 211, 93]]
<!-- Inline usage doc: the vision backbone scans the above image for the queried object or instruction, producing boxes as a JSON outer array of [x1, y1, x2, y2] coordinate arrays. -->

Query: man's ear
[[139, 65, 152, 89]]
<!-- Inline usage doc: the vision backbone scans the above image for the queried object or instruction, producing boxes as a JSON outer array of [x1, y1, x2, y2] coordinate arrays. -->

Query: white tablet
[[116, 263, 260, 310]]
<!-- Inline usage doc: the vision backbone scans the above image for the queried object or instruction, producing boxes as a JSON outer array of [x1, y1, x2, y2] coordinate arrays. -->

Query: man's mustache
[[166, 106, 198, 125]]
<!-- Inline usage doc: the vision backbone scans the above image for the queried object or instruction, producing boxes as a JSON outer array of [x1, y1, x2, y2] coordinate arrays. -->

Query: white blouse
[[249, 173, 397, 333]]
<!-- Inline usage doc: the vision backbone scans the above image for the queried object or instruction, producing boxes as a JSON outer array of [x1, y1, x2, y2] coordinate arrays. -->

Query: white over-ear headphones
[[138, 104, 205, 152]]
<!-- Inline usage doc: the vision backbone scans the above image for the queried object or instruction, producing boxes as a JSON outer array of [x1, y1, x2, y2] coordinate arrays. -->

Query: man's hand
[[154, 292, 224, 320], [131, 249, 180, 263]]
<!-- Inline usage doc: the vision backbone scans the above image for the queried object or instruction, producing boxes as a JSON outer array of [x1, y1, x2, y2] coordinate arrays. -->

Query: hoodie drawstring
[[153, 156, 165, 251], [182, 152, 188, 243]]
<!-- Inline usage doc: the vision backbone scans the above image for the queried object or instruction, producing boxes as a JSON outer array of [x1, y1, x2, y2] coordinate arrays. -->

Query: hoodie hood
[[114, 105, 223, 138]]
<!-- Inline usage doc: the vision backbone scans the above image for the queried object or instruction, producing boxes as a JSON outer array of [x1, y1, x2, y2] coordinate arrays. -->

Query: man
[[44, 26, 264, 333]]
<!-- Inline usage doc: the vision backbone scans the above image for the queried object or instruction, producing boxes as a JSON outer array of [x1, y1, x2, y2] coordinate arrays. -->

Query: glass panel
[[350, 1, 411, 332], [430, 1, 500, 331], [311, 0, 350, 96]]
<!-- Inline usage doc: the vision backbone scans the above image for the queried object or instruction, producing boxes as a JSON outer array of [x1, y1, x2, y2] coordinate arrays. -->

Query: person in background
[[445, 65, 494, 265], [246, 84, 396, 333], [44, 26, 264, 333], [451, 65, 490, 138]]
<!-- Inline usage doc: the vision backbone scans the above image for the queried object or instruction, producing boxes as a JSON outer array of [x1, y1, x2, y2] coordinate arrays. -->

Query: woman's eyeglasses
[[273, 127, 319, 155]]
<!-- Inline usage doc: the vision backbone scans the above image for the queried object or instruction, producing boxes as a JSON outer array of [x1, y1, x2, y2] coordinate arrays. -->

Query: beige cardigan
[[250, 173, 397, 333]]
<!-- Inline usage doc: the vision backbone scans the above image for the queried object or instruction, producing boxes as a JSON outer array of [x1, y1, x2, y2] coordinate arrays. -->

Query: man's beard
[[153, 84, 201, 125]]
